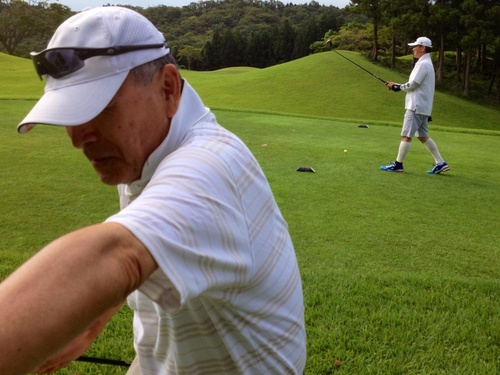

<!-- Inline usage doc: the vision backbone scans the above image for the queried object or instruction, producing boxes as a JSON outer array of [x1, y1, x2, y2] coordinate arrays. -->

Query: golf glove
[[390, 84, 401, 92]]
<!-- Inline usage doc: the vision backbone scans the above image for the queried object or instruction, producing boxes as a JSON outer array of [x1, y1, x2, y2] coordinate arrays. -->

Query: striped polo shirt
[[106, 80, 306, 374]]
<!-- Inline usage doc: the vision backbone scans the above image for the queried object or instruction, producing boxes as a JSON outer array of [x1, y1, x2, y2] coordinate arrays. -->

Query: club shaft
[[76, 356, 131, 367], [332, 49, 386, 84]]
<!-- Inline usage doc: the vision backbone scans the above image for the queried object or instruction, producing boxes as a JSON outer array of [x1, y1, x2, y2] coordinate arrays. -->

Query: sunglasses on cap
[[30, 43, 166, 79]]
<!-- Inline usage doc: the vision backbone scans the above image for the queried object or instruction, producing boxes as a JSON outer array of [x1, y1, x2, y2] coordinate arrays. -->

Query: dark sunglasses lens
[[34, 49, 84, 78]]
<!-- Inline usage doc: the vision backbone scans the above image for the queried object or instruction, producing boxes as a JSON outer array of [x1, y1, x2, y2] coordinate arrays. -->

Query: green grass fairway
[[0, 52, 499, 374]]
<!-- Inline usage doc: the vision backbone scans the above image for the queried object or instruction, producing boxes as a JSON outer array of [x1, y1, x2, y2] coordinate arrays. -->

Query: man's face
[[412, 45, 426, 59], [66, 64, 181, 185]]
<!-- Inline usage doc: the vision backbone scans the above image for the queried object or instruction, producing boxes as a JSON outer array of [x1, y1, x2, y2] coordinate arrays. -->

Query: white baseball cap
[[408, 37, 432, 48], [18, 6, 169, 133]]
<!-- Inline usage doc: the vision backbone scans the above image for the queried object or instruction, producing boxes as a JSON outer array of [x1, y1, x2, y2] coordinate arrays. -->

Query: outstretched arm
[[0, 222, 157, 375], [385, 81, 418, 92]]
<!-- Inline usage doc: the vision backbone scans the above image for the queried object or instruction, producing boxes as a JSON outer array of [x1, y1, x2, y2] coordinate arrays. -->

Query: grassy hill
[[1, 51, 498, 133], [1, 52, 499, 374]]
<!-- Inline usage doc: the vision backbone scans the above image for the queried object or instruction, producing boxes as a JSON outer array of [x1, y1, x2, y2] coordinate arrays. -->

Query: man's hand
[[385, 82, 401, 92]]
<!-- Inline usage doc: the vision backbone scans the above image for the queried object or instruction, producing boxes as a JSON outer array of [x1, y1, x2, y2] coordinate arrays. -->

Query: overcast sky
[[49, 0, 351, 11]]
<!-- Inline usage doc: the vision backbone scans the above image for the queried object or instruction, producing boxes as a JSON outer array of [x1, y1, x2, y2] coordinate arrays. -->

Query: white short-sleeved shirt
[[403, 53, 435, 116], [106, 81, 306, 374]]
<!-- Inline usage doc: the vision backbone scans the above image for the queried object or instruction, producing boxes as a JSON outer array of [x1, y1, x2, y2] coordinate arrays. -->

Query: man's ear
[[159, 64, 182, 118]]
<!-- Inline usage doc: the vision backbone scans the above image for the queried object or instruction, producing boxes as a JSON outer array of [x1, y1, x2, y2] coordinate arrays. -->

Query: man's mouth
[[91, 156, 114, 167]]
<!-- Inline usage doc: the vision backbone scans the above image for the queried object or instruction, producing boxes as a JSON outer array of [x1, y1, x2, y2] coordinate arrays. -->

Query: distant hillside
[[182, 51, 499, 132], [1, 52, 498, 132]]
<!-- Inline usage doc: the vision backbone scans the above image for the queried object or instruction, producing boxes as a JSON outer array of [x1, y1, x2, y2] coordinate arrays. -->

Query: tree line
[[1, 0, 499, 105], [345, 0, 500, 101]]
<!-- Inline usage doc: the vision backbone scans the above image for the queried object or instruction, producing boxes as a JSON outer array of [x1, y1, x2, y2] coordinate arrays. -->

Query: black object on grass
[[76, 356, 131, 367], [296, 166, 316, 173]]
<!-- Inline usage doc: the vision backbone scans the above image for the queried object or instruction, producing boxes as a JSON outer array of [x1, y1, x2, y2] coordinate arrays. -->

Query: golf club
[[331, 48, 387, 84], [76, 356, 131, 367]]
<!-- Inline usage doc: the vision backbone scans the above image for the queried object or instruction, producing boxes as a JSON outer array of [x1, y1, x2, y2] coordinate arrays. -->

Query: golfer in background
[[381, 36, 450, 174], [0, 7, 305, 375]]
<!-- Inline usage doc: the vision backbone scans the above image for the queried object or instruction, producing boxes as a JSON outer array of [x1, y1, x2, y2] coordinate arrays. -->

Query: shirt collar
[[121, 79, 210, 200]]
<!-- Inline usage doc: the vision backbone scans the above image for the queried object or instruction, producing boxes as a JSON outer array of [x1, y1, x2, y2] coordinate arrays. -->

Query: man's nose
[[66, 123, 98, 149]]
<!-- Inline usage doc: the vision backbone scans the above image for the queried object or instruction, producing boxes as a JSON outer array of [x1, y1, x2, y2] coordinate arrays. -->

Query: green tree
[[177, 44, 203, 70], [203, 28, 222, 70], [380, 0, 415, 68], [295, 15, 325, 59], [0, 0, 39, 54], [246, 29, 275, 68], [222, 27, 246, 67], [349, 0, 382, 61], [0, 0, 72, 56], [203, 26, 246, 70], [429, 0, 461, 82], [274, 18, 296, 63], [460, 0, 489, 96], [325, 21, 372, 52], [485, 2, 500, 101]]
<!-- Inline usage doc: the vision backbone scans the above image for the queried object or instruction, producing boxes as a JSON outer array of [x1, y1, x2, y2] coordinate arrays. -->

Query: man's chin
[[98, 176, 122, 186], [96, 171, 142, 186], [92, 162, 141, 185], [95, 171, 128, 186]]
